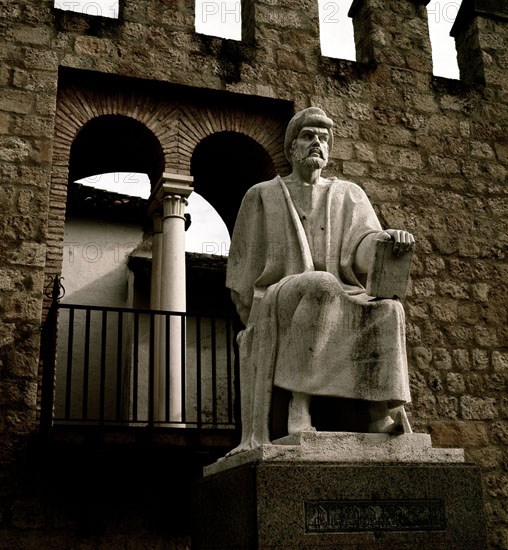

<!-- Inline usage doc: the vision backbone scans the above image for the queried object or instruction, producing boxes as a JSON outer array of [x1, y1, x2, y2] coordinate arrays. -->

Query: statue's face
[[291, 126, 330, 169]]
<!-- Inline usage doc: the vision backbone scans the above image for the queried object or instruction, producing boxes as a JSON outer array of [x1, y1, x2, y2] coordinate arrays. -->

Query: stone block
[[428, 155, 461, 175], [275, 50, 307, 73], [445, 370, 465, 392], [204, 433, 465, 478], [428, 420, 490, 450], [347, 101, 372, 121], [193, 457, 486, 549], [9, 26, 51, 45], [0, 112, 10, 134], [378, 145, 422, 170], [343, 160, 369, 177], [0, 90, 33, 114], [0, 136, 31, 162], [472, 349, 489, 370], [354, 142, 376, 162], [333, 119, 360, 139], [9, 242, 46, 268], [436, 396, 459, 418], [460, 396, 497, 420], [22, 48, 58, 70], [0, 321, 16, 347], [471, 141, 495, 159]]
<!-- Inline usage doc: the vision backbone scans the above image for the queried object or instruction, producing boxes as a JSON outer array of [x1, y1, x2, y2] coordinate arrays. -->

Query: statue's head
[[284, 107, 334, 169]]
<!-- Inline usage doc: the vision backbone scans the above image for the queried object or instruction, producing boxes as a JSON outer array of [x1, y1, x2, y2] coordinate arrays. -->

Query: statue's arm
[[354, 230, 415, 274], [231, 290, 250, 326], [227, 185, 266, 326]]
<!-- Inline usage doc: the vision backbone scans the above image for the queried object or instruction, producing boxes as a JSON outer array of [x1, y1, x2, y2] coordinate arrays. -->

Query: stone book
[[366, 239, 413, 300]]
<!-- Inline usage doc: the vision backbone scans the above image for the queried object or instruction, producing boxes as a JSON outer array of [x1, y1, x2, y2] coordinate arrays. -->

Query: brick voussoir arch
[[46, 86, 288, 291], [175, 103, 287, 174]]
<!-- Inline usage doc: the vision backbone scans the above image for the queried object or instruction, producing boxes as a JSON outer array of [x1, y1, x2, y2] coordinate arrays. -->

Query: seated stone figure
[[226, 107, 415, 455]]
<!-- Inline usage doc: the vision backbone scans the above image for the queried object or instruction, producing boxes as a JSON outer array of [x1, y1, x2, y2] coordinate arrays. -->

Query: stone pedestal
[[192, 433, 487, 549]]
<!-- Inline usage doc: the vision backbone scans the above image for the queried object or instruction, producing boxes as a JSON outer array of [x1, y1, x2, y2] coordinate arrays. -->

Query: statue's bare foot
[[368, 401, 404, 435], [392, 406, 413, 434], [288, 392, 315, 434], [224, 435, 270, 458], [223, 445, 246, 459], [368, 415, 405, 435]]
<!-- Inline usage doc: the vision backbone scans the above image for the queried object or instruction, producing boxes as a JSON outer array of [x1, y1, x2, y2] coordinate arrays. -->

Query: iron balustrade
[[46, 302, 238, 430]]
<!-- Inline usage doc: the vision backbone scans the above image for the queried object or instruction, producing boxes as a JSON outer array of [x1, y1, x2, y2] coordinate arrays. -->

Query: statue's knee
[[301, 272, 340, 300]]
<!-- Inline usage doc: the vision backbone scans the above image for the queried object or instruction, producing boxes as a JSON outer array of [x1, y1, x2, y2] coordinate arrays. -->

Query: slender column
[[149, 174, 193, 424], [150, 213, 163, 423], [150, 213, 163, 310]]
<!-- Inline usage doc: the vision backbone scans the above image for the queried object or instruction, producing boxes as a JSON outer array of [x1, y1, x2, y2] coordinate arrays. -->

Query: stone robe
[[226, 176, 411, 446]]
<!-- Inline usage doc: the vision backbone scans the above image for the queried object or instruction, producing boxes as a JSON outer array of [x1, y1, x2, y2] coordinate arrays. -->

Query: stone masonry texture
[[0, 0, 507, 547]]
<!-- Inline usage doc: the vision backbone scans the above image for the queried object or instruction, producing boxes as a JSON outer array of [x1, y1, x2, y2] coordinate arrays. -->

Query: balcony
[[40, 278, 241, 451]]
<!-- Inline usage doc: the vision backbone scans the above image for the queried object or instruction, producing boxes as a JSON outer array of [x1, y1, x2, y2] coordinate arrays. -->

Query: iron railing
[[40, 278, 240, 431]]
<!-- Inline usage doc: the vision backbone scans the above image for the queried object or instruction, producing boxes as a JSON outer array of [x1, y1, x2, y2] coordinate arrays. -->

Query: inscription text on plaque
[[305, 499, 446, 533]]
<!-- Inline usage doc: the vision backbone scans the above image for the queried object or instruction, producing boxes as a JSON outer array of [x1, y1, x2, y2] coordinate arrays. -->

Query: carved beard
[[293, 152, 327, 169], [292, 150, 328, 170]]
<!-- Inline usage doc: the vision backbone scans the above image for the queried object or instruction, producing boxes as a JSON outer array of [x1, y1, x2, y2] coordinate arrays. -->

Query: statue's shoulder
[[325, 176, 362, 191], [327, 178, 368, 198], [245, 177, 281, 197], [251, 176, 280, 190]]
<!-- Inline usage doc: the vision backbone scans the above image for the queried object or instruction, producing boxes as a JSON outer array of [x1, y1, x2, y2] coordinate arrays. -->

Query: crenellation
[[452, 0, 508, 85], [157, 0, 195, 27], [350, 0, 433, 71]]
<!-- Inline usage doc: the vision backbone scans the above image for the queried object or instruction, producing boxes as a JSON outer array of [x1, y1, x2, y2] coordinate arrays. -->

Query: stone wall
[[0, 0, 507, 546]]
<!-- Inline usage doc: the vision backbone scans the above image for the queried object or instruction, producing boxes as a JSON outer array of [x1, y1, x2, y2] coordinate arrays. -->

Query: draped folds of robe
[[226, 176, 411, 445]]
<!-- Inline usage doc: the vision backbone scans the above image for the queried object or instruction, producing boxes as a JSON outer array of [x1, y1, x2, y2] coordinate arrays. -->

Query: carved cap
[[284, 107, 334, 163]]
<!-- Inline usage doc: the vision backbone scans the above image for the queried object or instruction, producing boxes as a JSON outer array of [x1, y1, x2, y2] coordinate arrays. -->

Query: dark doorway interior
[[191, 131, 277, 233], [69, 114, 165, 188]]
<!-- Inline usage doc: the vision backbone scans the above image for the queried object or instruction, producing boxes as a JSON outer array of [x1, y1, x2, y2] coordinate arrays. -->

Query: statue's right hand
[[379, 229, 415, 257]]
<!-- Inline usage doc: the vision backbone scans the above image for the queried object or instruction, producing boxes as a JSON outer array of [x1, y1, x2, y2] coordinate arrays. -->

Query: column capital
[[148, 172, 194, 216], [162, 194, 188, 220]]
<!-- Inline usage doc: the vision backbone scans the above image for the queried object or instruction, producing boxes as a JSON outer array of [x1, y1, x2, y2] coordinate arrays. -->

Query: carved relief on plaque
[[304, 499, 446, 533]]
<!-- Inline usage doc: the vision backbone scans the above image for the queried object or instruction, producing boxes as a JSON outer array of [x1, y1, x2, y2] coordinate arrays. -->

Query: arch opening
[[186, 193, 231, 256], [191, 131, 276, 233], [69, 115, 165, 189]]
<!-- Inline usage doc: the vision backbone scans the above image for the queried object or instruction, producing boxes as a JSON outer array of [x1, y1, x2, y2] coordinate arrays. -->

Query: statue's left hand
[[379, 229, 415, 257]]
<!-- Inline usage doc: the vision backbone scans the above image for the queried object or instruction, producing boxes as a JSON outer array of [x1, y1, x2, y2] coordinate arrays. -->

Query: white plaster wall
[[53, 217, 235, 427], [185, 317, 235, 426], [60, 218, 144, 306], [54, 218, 144, 422]]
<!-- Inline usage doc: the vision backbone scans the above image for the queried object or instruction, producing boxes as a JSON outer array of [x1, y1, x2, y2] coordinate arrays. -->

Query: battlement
[[451, 0, 508, 83], [43, 0, 508, 84]]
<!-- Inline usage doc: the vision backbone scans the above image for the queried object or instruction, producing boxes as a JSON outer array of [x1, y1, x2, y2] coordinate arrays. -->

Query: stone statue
[[226, 107, 415, 455]]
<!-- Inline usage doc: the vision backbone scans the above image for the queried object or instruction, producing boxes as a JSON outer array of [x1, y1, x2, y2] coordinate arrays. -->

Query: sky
[[77, 173, 231, 254], [67, 0, 464, 254]]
